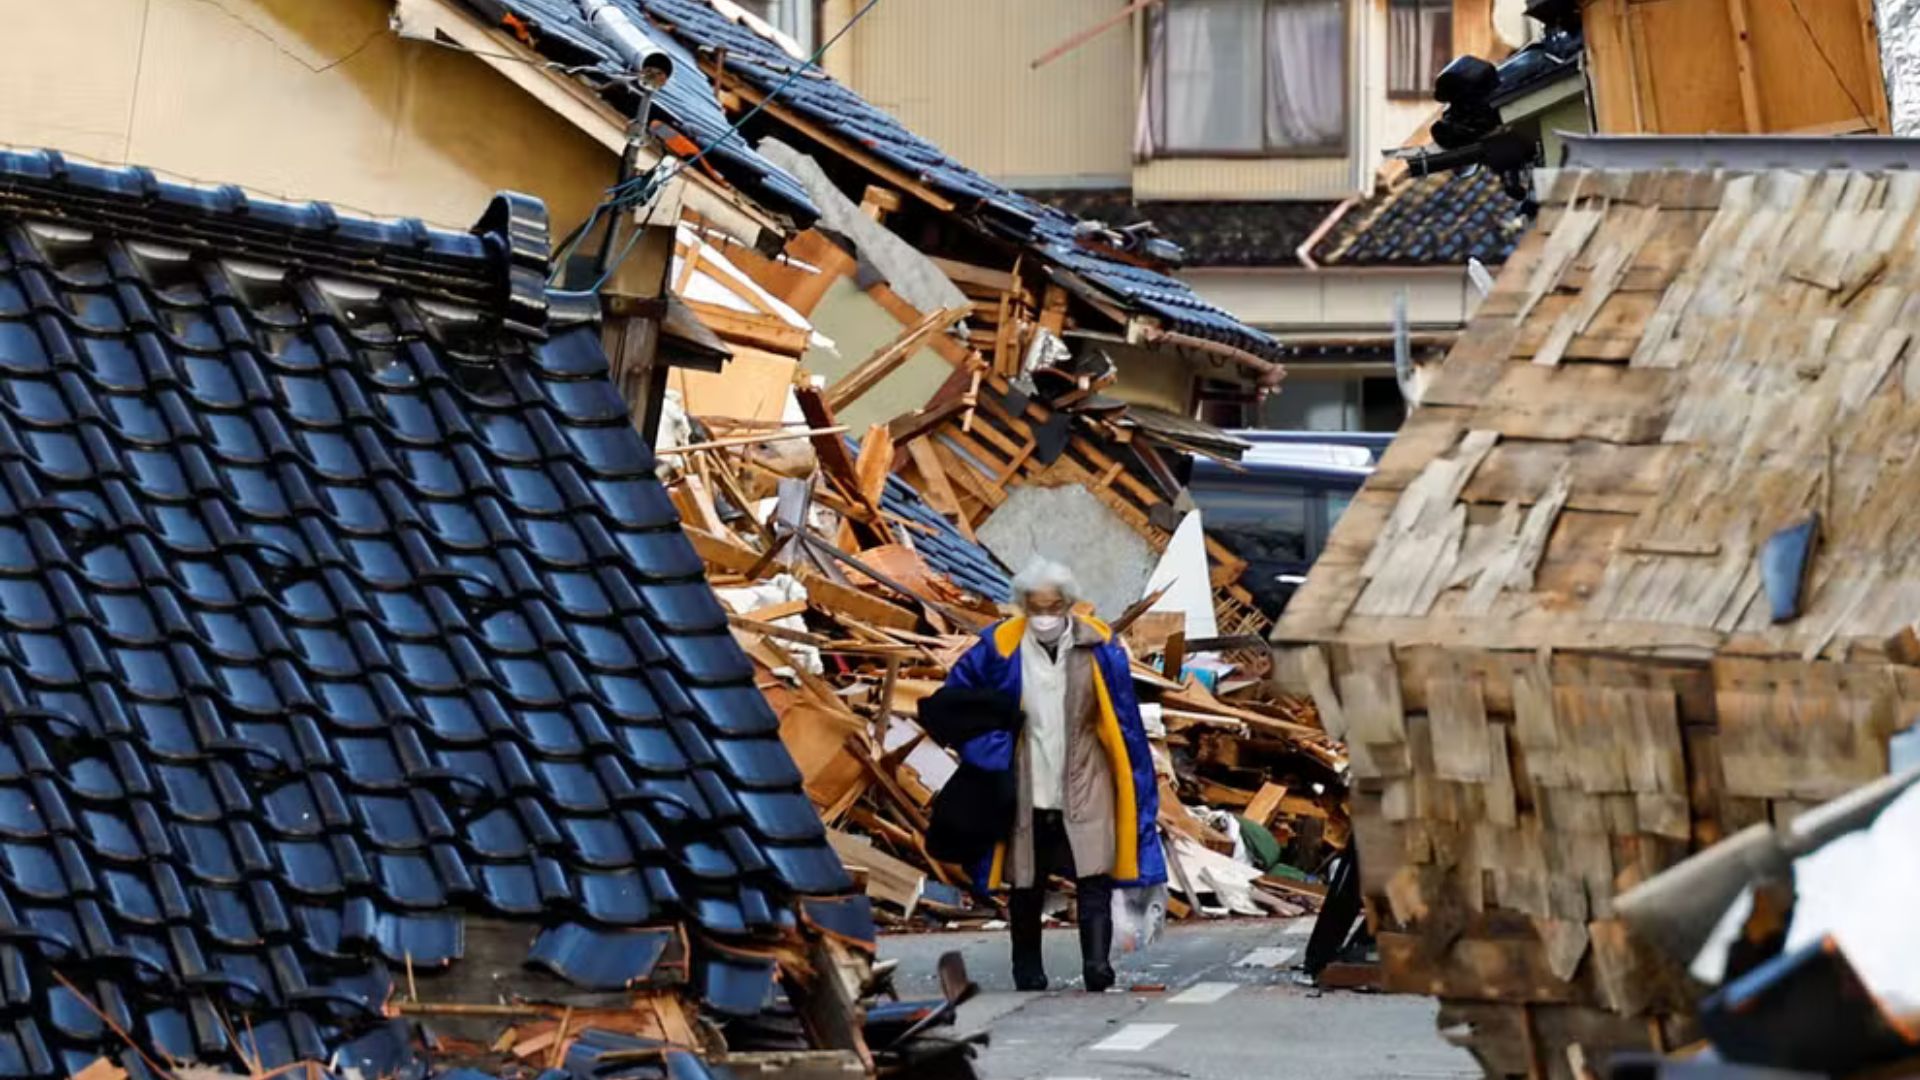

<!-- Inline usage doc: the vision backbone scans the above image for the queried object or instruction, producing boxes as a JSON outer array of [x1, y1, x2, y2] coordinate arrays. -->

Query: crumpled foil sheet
[[1879, 0, 1920, 134]]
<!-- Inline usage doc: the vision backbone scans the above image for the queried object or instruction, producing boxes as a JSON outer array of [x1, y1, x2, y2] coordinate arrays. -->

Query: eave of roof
[[0, 145, 866, 1076], [427, 0, 821, 232], [1310, 168, 1527, 268], [549, 0, 1291, 366]]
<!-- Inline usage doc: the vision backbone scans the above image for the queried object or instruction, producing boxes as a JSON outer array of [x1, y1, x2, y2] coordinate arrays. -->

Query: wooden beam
[[656, 425, 847, 457], [867, 284, 975, 366], [780, 230, 858, 317], [1857, 0, 1894, 132], [824, 307, 969, 414], [930, 256, 1017, 294], [906, 438, 976, 541], [1028, 0, 1163, 69], [794, 384, 889, 538], [860, 185, 903, 221], [1038, 283, 1070, 336], [804, 573, 920, 631], [887, 394, 972, 447], [681, 299, 811, 356], [1244, 782, 1290, 828], [709, 65, 958, 213], [1725, 0, 1764, 132], [688, 530, 771, 577], [852, 423, 894, 508], [781, 934, 876, 1074]]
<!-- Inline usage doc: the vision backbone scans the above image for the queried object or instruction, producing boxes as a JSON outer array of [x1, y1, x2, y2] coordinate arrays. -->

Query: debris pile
[[659, 382, 1350, 930]]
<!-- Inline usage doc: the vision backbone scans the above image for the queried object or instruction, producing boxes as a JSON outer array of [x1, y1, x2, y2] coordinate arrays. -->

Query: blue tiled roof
[[636, 0, 1286, 362], [878, 475, 1011, 604], [457, 0, 820, 225], [0, 148, 865, 1077], [1312, 168, 1526, 267], [471, 0, 1287, 363]]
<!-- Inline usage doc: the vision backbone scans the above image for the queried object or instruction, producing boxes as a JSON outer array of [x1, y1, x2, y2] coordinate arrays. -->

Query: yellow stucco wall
[[822, 0, 1135, 188], [0, 0, 615, 234], [822, 0, 1492, 202]]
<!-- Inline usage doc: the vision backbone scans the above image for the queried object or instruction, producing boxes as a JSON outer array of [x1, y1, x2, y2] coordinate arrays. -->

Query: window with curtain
[[1138, 0, 1348, 157], [1388, 0, 1452, 98]]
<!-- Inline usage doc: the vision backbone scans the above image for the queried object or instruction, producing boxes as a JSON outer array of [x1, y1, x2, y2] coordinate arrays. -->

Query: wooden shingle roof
[[1279, 168, 1920, 665], [1272, 167, 1920, 1067]]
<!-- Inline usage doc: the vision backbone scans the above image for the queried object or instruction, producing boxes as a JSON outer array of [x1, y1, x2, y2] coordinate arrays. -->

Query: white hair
[[1011, 557, 1079, 603]]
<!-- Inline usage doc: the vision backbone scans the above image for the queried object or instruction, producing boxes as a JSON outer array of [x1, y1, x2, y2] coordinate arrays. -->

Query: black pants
[[1009, 810, 1116, 990]]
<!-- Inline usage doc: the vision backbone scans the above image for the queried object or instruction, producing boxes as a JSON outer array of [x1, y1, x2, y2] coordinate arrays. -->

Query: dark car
[[1191, 432, 1390, 619]]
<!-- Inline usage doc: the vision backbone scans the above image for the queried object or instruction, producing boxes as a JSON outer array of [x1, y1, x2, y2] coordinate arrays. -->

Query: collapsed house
[[0, 150, 879, 1076], [1275, 154, 1920, 1075], [435, 0, 1295, 640]]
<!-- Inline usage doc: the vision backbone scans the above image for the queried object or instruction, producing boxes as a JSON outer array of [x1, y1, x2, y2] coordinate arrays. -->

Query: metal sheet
[[1881, 0, 1920, 135]]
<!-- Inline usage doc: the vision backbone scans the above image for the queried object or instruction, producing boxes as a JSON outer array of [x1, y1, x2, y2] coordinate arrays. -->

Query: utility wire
[[612, 0, 884, 200]]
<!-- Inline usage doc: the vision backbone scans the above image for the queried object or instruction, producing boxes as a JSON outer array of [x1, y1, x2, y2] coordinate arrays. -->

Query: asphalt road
[[879, 918, 1479, 1080]]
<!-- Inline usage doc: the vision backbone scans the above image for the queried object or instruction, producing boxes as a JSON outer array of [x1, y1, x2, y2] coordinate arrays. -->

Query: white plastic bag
[[1112, 884, 1169, 954]]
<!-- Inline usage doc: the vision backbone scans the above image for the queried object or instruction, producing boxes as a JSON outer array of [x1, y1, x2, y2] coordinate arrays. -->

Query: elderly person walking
[[935, 559, 1165, 992]]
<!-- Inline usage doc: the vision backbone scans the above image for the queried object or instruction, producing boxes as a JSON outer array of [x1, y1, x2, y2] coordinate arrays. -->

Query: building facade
[[811, 0, 1564, 432]]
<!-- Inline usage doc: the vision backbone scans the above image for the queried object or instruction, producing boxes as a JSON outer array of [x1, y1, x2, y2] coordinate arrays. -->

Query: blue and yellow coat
[[943, 615, 1167, 891]]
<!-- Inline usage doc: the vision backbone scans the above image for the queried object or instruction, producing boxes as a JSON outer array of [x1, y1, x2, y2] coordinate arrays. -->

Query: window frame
[[1139, 0, 1353, 161], [1386, 0, 1454, 101]]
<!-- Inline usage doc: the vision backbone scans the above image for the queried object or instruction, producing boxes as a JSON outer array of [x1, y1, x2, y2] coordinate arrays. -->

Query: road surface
[[879, 917, 1479, 1080]]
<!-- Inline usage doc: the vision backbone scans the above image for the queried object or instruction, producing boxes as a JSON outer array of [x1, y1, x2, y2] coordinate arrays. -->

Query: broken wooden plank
[[1243, 782, 1291, 828], [657, 425, 847, 456], [804, 573, 920, 631], [827, 829, 925, 916]]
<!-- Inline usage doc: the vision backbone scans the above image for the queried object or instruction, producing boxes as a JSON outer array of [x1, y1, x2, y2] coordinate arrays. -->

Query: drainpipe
[[577, 0, 676, 87], [1296, 196, 1361, 271]]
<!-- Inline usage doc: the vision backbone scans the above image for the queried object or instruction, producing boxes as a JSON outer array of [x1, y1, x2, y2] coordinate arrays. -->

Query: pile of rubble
[[657, 382, 1351, 930]]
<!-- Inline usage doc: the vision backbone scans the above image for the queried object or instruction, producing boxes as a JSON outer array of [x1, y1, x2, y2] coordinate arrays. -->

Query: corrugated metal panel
[[1133, 156, 1361, 201], [838, 0, 1132, 186]]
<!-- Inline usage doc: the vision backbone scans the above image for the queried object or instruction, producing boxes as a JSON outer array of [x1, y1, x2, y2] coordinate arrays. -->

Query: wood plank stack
[[1274, 168, 1920, 1077], [663, 385, 1346, 930]]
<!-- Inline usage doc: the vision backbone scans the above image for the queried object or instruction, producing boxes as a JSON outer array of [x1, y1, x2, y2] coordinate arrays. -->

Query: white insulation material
[[1879, 0, 1920, 135]]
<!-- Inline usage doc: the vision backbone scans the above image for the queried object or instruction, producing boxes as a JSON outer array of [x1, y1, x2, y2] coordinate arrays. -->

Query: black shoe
[[1083, 964, 1115, 993], [1014, 969, 1049, 992]]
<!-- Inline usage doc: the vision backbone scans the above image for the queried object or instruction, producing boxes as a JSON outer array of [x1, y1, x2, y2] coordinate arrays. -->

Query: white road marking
[[1090, 1023, 1178, 1052], [1233, 946, 1294, 969], [1167, 981, 1238, 1004]]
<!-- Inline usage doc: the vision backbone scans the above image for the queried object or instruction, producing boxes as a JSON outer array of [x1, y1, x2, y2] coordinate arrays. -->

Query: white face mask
[[1028, 614, 1066, 634]]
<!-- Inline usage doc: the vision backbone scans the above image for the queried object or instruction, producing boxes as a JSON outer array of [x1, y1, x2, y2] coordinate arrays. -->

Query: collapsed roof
[[453, 0, 1290, 366], [0, 147, 867, 1077]]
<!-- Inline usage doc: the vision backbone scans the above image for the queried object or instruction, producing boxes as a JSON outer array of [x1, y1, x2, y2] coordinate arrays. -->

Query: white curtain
[[1388, 1, 1420, 94], [1139, 0, 1347, 155], [1151, 0, 1265, 153], [1265, 0, 1346, 149]]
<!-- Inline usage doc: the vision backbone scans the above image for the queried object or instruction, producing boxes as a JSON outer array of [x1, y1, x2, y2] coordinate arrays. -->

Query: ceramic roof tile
[[458, 0, 820, 225], [1312, 168, 1528, 267], [876, 474, 1011, 604], [1029, 190, 1339, 269], [470, 0, 1286, 363], [0, 147, 861, 1076]]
